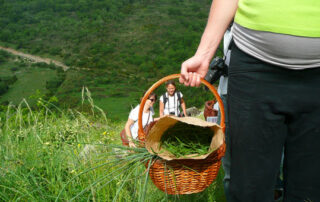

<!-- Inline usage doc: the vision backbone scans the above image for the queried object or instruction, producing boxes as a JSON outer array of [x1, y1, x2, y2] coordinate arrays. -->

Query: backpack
[[162, 91, 182, 110]]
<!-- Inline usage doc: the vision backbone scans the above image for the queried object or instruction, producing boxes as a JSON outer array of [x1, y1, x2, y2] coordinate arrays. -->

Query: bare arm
[[124, 118, 136, 148], [181, 98, 187, 117], [180, 0, 238, 87], [159, 101, 165, 117]]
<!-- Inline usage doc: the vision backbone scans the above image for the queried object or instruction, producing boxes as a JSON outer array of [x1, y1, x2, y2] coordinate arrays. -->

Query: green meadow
[[0, 93, 226, 201], [0, 0, 226, 200]]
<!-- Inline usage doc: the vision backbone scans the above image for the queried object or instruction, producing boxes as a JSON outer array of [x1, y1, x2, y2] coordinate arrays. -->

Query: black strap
[[163, 92, 181, 116], [162, 92, 168, 106], [176, 91, 181, 107]]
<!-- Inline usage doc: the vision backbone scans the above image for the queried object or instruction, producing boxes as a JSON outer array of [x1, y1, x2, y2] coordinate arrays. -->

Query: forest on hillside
[[0, 1, 228, 200], [0, 0, 221, 120]]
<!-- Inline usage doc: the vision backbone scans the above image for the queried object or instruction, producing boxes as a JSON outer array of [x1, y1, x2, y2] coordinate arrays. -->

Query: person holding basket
[[180, 0, 320, 201]]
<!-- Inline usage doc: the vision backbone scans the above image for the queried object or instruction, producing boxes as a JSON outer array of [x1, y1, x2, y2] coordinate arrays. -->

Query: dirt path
[[0, 46, 70, 71]]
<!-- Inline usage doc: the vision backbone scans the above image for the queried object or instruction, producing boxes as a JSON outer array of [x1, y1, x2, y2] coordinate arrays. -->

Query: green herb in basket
[[160, 122, 214, 157]]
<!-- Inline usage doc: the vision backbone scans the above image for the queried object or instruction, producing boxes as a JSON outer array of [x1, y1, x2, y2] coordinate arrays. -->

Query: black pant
[[227, 45, 320, 202]]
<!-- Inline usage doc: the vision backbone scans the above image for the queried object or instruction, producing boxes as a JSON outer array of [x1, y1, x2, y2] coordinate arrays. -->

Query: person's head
[[142, 91, 157, 108], [165, 80, 176, 96]]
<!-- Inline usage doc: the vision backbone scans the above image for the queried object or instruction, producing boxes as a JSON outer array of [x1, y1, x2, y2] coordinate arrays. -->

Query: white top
[[219, 27, 232, 95], [159, 92, 183, 116], [214, 28, 232, 110], [128, 105, 154, 139]]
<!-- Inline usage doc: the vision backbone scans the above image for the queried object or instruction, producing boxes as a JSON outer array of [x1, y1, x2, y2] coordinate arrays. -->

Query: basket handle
[[138, 74, 225, 141]]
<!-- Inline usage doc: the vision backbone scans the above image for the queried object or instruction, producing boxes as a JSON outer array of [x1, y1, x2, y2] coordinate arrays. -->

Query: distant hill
[[0, 0, 221, 120]]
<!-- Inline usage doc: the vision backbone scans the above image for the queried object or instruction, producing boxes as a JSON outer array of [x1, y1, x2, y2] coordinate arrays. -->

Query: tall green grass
[[0, 88, 226, 201]]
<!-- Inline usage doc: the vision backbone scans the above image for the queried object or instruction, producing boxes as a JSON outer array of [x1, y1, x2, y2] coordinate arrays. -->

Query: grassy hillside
[[0, 96, 226, 201], [0, 0, 221, 120], [0, 2, 227, 200], [0, 0, 211, 69], [0, 50, 62, 105]]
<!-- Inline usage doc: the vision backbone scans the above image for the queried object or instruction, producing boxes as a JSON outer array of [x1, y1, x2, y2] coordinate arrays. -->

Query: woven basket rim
[[145, 116, 224, 161]]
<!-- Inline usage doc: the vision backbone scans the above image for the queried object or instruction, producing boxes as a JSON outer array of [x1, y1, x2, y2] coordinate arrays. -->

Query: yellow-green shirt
[[235, 0, 320, 37]]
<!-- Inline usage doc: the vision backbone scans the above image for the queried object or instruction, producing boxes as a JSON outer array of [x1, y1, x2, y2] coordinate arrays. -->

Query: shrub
[[10, 67, 19, 72], [168, 8, 182, 15], [0, 81, 9, 95], [0, 75, 18, 85]]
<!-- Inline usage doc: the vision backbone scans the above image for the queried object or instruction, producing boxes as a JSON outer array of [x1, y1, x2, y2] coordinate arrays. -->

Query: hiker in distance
[[180, 0, 320, 201], [124, 92, 158, 148], [159, 80, 187, 117]]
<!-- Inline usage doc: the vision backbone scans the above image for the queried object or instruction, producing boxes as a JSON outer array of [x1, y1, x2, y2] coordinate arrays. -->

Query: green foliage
[[10, 67, 19, 72], [168, 7, 182, 16], [31, 62, 50, 68], [0, 94, 226, 201], [160, 122, 214, 157], [0, 81, 9, 95], [0, 0, 220, 121], [0, 50, 11, 64], [0, 75, 18, 85], [0, 62, 59, 106], [46, 69, 66, 95], [46, 79, 63, 90]]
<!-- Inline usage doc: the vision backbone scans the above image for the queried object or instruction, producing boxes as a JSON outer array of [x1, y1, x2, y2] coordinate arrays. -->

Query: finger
[[183, 71, 191, 86], [179, 76, 184, 84], [196, 73, 201, 87], [186, 72, 193, 86], [190, 72, 197, 87], [184, 79, 189, 86], [192, 73, 198, 87], [179, 70, 185, 83], [180, 62, 189, 84]]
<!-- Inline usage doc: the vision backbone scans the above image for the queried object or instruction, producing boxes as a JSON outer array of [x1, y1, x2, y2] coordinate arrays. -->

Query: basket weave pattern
[[138, 74, 226, 195], [148, 143, 226, 195]]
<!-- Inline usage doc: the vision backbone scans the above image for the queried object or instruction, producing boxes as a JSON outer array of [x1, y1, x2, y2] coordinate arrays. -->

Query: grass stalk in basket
[[160, 122, 214, 158]]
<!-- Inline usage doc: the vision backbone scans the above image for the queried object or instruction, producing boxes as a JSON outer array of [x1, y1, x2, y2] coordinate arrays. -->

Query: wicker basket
[[137, 74, 225, 195]]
